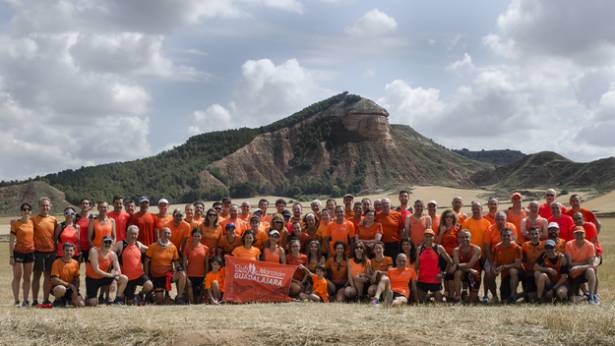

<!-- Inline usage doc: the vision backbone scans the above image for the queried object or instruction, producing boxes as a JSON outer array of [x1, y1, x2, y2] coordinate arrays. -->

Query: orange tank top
[[86, 248, 113, 279], [92, 218, 113, 248], [263, 247, 281, 263], [349, 258, 370, 277]]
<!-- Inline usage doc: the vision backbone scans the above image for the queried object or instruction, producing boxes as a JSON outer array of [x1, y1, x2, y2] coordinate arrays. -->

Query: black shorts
[[499, 274, 523, 300], [392, 291, 406, 300], [189, 276, 204, 297], [13, 251, 34, 264], [125, 275, 150, 299], [461, 271, 480, 291], [570, 275, 588, 294], [384, 243, 401, 260], [34, 251, 56, 272], [51, 285, 80, 299], [81, 250, 89, 263], [85, 277, 114, 300], [522, 273, 536, 293], [417, 282, 442, 292], [151, 276, 168, 290]]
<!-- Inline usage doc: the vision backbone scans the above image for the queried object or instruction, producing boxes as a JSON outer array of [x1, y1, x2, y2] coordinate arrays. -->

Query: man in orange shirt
[[115, 225, 152, 305], [50, 243, 84, 307], [566, 194, 601, 233], [506, 192, 526, 242], [220, 205, 249, 236], [167, 210, 192, 253], [239, 201, 252, 222], [375, 198, 402, 258], [483, 211, 517, 303], [145, 228, 186, 304], [108, 195, 130, 242], [521, 228, 544, 301], [462, 201, 491, 250], [154, 198, 172, 240], [258, 199, 272, 225], [426, 200, 439, 231], [452, 196, 467, 225], [484, 197, 498, 225], [128, 196, 156, 246], [310, 199, 322, 220], [547, 222, 567, 253], [493, 229, 522, 304], [326, 206, 355, 254], [371, 253, 416, 306], [343, 194, 354, 219], [31, 197, 58, 307], [565, 227, 598, 304]]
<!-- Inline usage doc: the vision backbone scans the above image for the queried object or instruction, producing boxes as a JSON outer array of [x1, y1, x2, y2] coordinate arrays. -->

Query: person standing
[[10, 203, 35, 307], [31, 197, 58, 307]]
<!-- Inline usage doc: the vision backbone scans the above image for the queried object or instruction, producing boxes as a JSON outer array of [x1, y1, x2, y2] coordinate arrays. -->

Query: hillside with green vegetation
[[453, 148, 526, 166]]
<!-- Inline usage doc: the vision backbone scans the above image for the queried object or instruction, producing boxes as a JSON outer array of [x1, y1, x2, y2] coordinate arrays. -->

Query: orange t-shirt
[[311, 274, 329, 303], [564, 208, 598, 227], [146, 242, 179, 278], [376, 211, 402, 243], [263, 247, 282, 263], [506, 208, 527, 242], [51, 258, 80, 283], [218, 235, 241, 255], [326, 257, 348, 285], [387, 266, 417, 298], [493, 242, 522, 277], [155, 214, 173, 231], [438, 225, 459, 256], [456, 211, 467, 225], [565, 239, 595, 264], [184, 243, 208, 277], [200, 225, 222, 254], [430, 215, 441, 231], [231, 246, 261, 261], [129, 212, 156, 246], [348, 258, 370, 277], [31, 215, 57, 252], [11, 219, 35, 253], [326, 220, 355, 254], [483, 212, 496, 226], [522, 241, 544, 273], [485, 222, 518, 250], [462, 217, 491, 250], [356, 222, 383, 240], [205, 269, 225, 292], [371, 256, 393, 272], [92, 218, 113, 248], [168, 221, 191, 251], [220, 218, 249, 236]]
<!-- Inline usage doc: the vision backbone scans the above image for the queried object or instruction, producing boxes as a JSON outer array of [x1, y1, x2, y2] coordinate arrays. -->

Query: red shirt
[[107, 210, 130, 242], [539, 203, 566, 219], [548, 214, 575, 242], [582, 222, 602, 256], [129, 211, 156, 246]]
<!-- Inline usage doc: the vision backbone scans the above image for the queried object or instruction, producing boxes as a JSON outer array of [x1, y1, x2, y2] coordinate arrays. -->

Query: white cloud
[[346, 9, 397, 36], [446, 52, 475, 73], [188, 58, 331, 135], [378, 80, 444, 126]]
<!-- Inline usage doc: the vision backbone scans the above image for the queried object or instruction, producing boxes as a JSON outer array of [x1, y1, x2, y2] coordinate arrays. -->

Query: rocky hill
[[470, 151, 615, 190], [453, 149, 526, 166], [0, 181, 72, 215], [13, 92, 488, 206]]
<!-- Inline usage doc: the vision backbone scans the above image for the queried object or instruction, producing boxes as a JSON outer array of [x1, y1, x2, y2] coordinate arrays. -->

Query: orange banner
[[223, 255, 298, 303]]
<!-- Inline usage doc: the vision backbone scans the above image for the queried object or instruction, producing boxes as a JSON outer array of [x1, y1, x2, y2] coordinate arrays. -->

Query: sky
[[1, 0, 615, 180]]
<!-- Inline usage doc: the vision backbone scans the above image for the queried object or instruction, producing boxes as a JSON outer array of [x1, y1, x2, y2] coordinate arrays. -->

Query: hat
[[544, 239, 556, 248], [138, 196, 150, 204], [511, 192, 522, 199], [269, 229, 280, 236], [225, 223, 236, 230], [427, 200, 437, 206], [573, 226, 585, 234], [282, 210, 292, 218], [102, 235, 113, 242], [547, 222, 560, 229], [424, 228, 435, 236], [158, 198, 169, 205], [343, 194, 354, 199]]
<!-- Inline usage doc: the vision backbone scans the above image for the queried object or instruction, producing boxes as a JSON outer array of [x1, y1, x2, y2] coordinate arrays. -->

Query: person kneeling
[[50, 243, 85, 307], [492, 229, 522, 304], [534, 239, 568, 303], [85, 236, 128, 306], [205, 257, 225, 304], [145, 228, 186, 305], [298, 265, 329, 303]]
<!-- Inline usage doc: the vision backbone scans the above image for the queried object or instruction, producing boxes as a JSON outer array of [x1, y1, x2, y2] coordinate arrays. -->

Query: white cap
[[158, 198, 169, 205], [547, 222, 560, 229]]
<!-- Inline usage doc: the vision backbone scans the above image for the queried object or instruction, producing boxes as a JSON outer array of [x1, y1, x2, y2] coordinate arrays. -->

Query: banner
[[223, 255, 298, 303]]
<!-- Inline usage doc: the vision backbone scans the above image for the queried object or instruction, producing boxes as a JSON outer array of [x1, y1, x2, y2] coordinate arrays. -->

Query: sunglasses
[[64, 211, 75, 217], [21, 208, 31, 212], [103, 240, 113, 245], [270, 234, 280, 238]]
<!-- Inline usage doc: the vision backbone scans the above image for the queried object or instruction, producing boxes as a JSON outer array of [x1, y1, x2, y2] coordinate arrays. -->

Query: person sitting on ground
[[521, 228, 544, 302], [205, 257, 225, 304], [115, 225, 152, 305], [85, 235, 127, 306], [367, 241, 393, 299], [534, 239, 569, 303], [415, 229, 453, 303], [565, 227, 598, 304], [452, 230, 481, 303], [325, 241, 348, 302], [50, 243, 85, 307], [344, 241, 372, 302], [371, 253, 417, 306], [492, 229, 522, 304], [297, 265, 329, 303], [231, 230, 261, 261], [144, 228, 186, 305]]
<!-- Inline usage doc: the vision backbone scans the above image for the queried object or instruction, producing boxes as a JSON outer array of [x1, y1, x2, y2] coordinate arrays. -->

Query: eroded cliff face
[[202, 95, 480, 195]]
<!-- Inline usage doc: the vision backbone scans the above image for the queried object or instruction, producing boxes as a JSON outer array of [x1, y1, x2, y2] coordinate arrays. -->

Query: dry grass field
[[0, 189, 613, 345]]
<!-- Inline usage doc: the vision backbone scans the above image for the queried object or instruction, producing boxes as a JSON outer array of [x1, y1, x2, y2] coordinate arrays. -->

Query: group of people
[[8, 188, 603, 307]]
